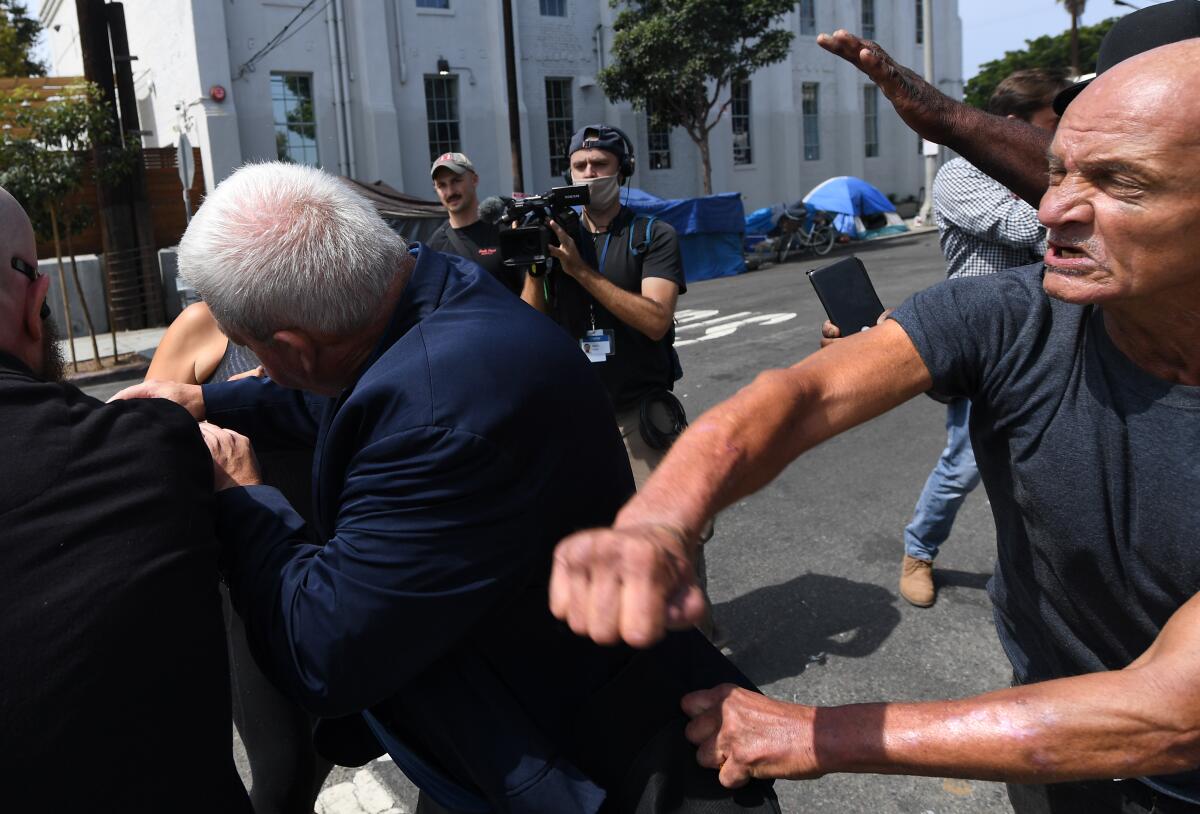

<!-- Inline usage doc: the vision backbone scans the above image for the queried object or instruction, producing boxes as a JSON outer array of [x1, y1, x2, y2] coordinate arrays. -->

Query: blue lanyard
[[589, 232, 614, 331], [598, 232, 614, 275]]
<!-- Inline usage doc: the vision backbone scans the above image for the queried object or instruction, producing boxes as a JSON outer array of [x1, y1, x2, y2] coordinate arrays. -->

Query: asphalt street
[[80, 230, 1013, 813]]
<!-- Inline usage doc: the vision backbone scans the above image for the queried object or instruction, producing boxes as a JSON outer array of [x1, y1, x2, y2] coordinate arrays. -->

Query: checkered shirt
[[933, 157, 1046, 279]]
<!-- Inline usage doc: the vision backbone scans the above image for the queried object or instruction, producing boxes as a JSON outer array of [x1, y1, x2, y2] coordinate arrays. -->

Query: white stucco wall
[[38, 0, 962, 207]]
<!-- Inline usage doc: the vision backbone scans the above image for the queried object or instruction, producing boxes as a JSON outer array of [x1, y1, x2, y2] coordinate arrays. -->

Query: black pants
[[222, 585, 332, 814], [1008, 779, 1200, 814], [414, 718, 781, 814]]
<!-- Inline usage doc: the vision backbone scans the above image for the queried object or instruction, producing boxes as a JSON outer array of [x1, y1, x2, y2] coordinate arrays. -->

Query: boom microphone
[[478, 196, 509, 225]]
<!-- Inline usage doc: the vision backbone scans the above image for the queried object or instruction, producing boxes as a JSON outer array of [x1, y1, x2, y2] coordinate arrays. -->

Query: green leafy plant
[[0, 0, 45, 77], [599, 0, 794, 194], [964, 17, 1116, 110], [0, 81, 137, 368]]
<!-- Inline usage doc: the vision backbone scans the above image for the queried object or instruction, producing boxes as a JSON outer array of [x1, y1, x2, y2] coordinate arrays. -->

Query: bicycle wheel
[[777, 232, 796, 264], [812, 226, 836, 256]]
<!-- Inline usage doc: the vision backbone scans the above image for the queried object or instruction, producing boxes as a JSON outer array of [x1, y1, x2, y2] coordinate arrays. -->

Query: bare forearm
[[817, 670, 1200, 783], [618, 324, 931, 539], [521, 272, 548, 313], [572, 267, 672, 339], [941, 104, 1052, 209]]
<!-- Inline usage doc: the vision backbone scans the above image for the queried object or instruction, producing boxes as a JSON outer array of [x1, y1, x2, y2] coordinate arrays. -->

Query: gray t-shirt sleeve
[[890, 263, 1046, 401], [641, 220, 686, 295]]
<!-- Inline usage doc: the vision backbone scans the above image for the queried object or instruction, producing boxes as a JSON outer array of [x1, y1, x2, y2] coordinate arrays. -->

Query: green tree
[[599, 0, 794, 195], [0, 0, 45, 77], [964, 17, 1116, 110], [0, 82, 136, 369]]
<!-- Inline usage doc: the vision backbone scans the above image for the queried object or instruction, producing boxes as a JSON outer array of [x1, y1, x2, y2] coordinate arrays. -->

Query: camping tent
[[619, 188, 746, 282], [802, 176, 908, 240]]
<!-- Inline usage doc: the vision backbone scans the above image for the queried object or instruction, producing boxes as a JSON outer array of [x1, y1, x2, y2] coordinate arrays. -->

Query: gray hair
[[178, 161, 409, 340]]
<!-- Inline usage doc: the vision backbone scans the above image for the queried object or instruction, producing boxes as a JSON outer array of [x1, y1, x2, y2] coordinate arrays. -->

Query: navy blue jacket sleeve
[[215, 424, 542, 718], [203, 376, 323, 450]]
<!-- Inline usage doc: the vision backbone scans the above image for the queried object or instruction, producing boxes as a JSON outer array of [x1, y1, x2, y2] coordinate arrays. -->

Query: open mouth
[[1056, 246, 1087, 259]]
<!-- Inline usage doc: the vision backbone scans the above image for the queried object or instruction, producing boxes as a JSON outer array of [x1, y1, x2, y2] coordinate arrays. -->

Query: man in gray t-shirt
[[547, 35, 1200, 812]]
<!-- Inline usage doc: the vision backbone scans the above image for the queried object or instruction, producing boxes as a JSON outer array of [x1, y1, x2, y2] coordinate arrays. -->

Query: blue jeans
[[903, 398, 981, 561]]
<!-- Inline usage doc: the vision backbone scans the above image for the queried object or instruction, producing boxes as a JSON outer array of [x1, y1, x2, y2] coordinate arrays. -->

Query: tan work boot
[[899, 554, 936, 607]]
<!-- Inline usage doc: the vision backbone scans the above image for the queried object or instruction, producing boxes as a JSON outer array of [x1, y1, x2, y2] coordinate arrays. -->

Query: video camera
[[499, 184, 590, 277]]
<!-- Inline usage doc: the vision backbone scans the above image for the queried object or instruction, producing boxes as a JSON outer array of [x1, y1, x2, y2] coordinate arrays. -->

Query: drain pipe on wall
[[325, 1, 349, 176], [395, 0, 408, 85], [333, 0, 357, 180]]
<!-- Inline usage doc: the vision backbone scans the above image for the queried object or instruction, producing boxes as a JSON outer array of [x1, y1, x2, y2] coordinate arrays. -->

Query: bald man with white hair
[[549, 38, 1200, 813], [0, 188, 252, 812]]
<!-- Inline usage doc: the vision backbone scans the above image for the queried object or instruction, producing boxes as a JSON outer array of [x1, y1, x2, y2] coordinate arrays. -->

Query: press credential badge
[[581, 329, 614, 363]]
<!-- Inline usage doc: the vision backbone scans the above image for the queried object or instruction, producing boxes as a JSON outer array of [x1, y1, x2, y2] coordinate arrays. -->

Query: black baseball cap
[[1053, 0, 1200, 114], [567, 124, 628, 161]]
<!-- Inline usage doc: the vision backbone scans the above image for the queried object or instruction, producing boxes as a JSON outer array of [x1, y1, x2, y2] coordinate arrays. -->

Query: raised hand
[[817, 30, 955, 145]]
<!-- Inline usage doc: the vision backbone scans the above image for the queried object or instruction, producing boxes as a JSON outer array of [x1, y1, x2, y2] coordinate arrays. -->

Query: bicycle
[[776, 208, 836, 263]]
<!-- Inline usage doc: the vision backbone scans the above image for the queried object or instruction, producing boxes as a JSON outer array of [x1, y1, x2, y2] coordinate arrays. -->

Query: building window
[[416, 0, 449, 8], [798, 0, 816, 35], [864, 85, 879, 157], [915, 0, 923, 44], [732, 80, 752, 165], [545, 77, 574, 177], [802, 82, 820, 161], [539, 0, 566, 16], [424, 75, 460, 162], [646, 102, 671, 170], [862, 0, 875, 40], [271, 73, 319, 167]]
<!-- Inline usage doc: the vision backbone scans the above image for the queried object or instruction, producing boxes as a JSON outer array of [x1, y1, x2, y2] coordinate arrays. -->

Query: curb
[[65, 355, 152, 387]]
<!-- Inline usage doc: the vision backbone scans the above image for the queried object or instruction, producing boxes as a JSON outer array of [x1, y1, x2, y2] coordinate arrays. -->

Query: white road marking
[[675, 311, 797, 347]]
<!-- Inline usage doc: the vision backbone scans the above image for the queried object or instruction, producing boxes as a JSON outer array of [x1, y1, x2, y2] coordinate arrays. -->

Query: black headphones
[[565, 124, 636, 183]]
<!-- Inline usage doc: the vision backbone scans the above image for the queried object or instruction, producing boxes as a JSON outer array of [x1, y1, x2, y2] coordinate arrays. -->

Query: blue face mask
[[581, 173, 621, 212]]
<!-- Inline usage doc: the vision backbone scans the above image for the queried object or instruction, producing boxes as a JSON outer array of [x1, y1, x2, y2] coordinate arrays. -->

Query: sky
[[959, 0, 1173, 80]]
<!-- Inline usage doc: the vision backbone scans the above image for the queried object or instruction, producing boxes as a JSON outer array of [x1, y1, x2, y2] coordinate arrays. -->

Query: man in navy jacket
[[118, 163, 777, 814]]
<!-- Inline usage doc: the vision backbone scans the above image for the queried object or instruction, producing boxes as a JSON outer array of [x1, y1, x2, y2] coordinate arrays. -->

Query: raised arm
[[818, 30, 1053, 207], [684, 589, 1200, 787], [549, 320, 932, 647]]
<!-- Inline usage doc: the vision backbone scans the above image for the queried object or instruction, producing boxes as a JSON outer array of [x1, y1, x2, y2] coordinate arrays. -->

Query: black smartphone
[[806, 256, 885, 337]]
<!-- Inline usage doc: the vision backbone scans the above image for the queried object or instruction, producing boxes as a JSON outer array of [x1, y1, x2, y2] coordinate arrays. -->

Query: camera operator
[[427, 152, 522, 294], [521, 124, 717, 638]]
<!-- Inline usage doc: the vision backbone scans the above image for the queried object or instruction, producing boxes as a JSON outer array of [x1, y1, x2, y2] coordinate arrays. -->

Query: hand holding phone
[[807, 256, 886, 339]]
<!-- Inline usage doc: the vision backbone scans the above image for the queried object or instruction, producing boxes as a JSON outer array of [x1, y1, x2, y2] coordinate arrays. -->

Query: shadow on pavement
[[937, 567, 992, 591], [714, 572, 901, 686]]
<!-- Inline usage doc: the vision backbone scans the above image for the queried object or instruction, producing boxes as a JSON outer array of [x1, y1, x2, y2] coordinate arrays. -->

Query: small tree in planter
[[0, 81, 136, 370]]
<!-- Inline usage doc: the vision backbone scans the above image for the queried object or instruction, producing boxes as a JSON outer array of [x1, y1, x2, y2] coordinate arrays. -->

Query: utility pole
[[502, 0, 525, 193], [76, 0, 155, 329], [916, 0, 937, 226], [106, 2, 163, 327]]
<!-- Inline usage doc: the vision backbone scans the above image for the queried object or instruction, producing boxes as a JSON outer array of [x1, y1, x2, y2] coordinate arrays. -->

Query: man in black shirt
[[522, 124, 716, 637], [426, 151, 521, 294]]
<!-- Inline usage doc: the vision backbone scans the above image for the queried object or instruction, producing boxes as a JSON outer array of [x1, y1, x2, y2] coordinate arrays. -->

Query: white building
[[40, 0, 961, 211]]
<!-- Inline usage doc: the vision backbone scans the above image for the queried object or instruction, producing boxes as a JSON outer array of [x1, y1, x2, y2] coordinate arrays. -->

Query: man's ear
[[23, 275, 50, 341], [270, 328, 319, 377]]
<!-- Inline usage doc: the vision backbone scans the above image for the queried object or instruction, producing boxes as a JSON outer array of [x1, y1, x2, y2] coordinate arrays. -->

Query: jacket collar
[[359, 243, 452, 379], [0, 350, 35, 379]]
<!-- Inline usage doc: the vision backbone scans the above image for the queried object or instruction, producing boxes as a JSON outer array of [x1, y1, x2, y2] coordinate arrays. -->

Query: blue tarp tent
[[619, 188, 746, 282], [802, 176, 908, 240]]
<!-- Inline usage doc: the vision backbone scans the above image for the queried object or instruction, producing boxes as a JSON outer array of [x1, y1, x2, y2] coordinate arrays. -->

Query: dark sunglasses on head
[[11, 257, 50, 320]]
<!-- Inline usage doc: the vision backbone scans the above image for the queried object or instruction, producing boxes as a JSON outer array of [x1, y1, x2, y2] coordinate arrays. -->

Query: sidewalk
[[61, 326, 167, 385]]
